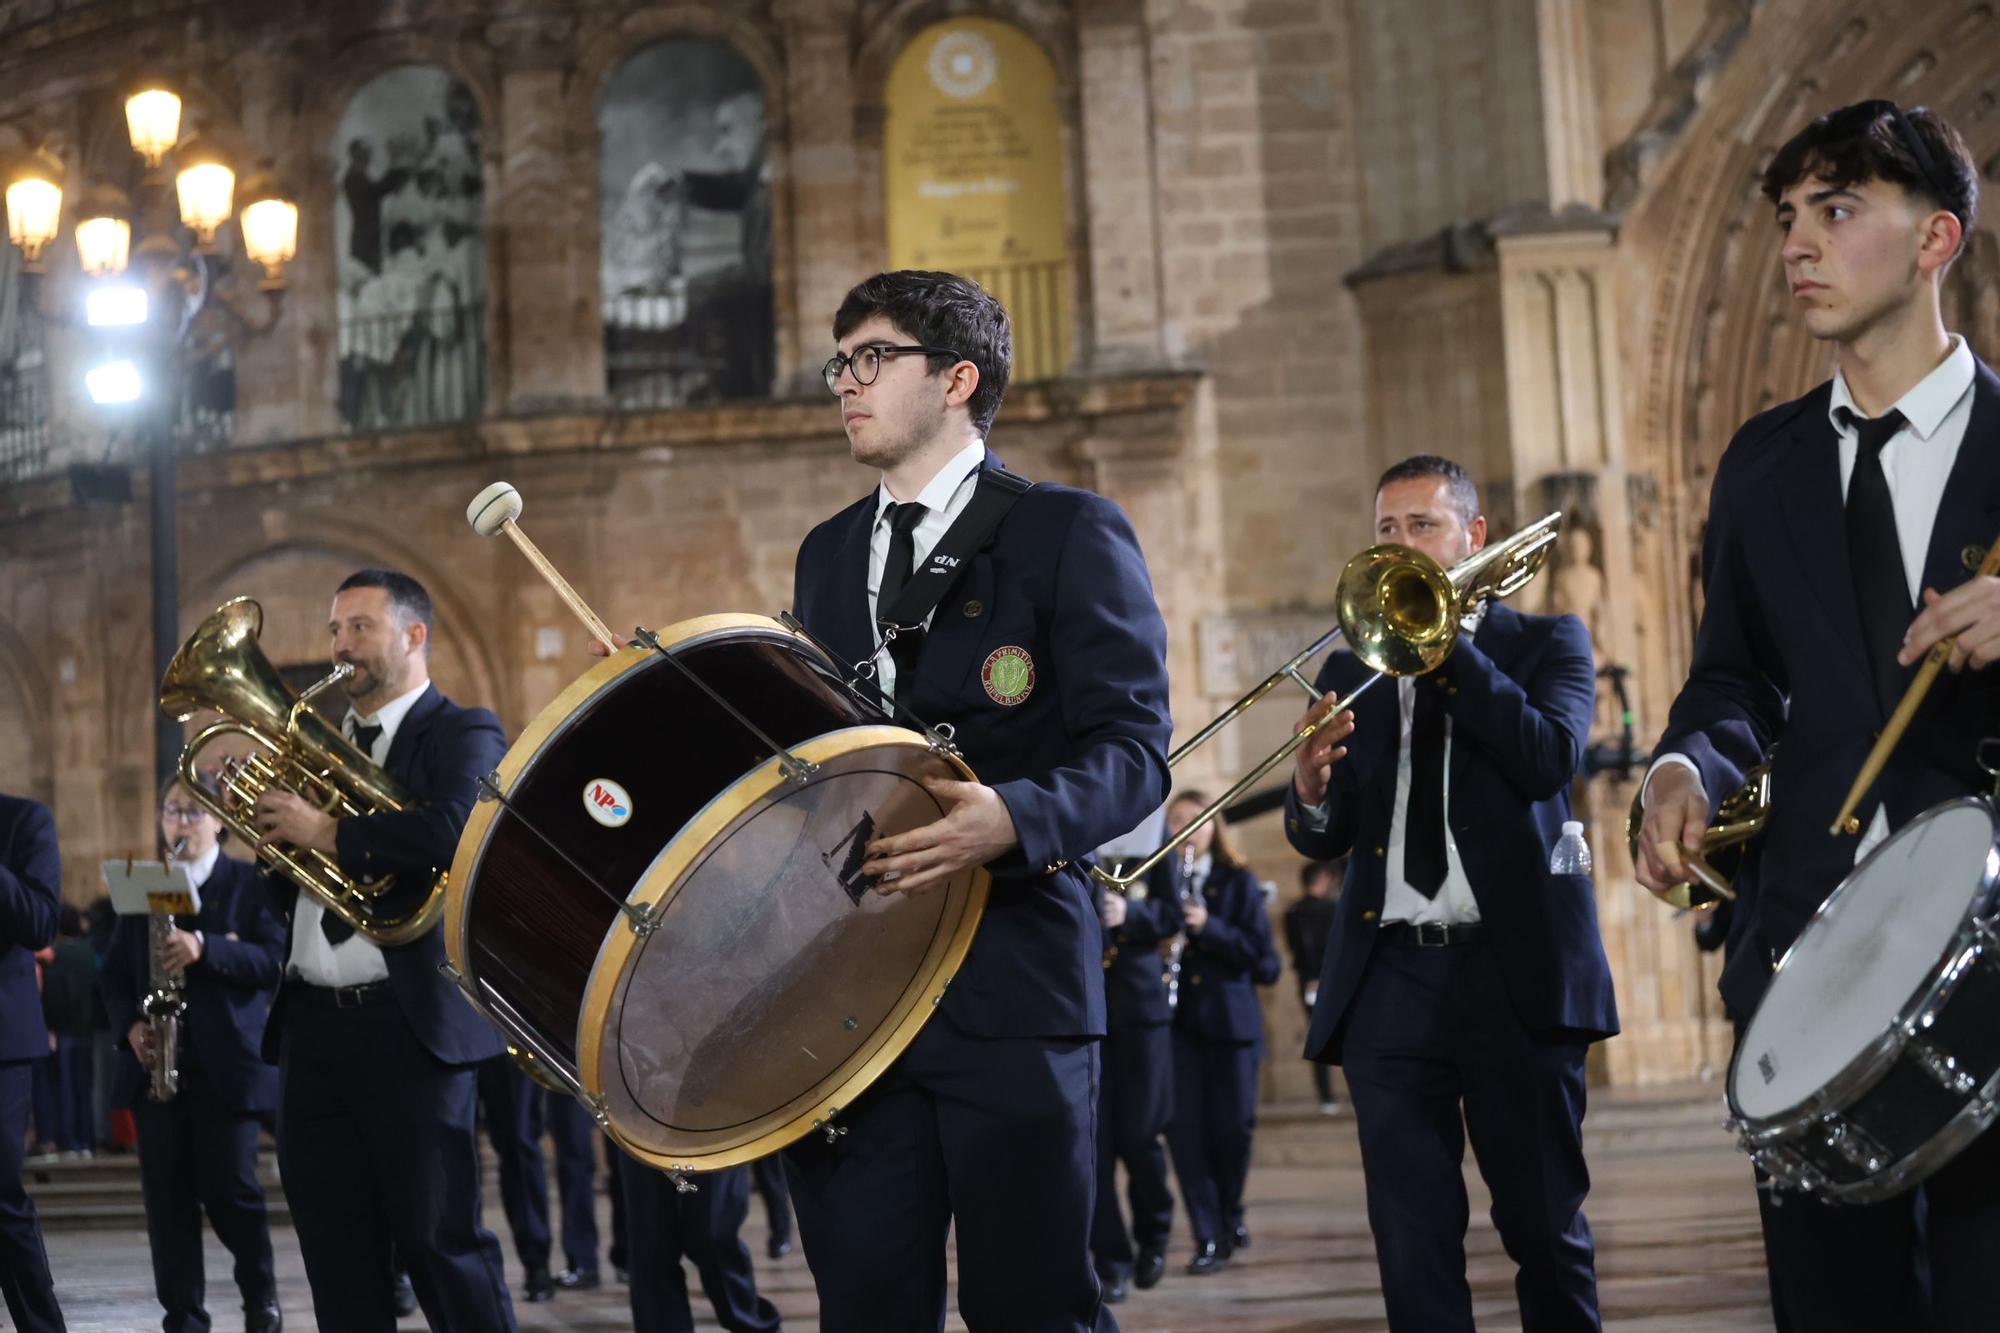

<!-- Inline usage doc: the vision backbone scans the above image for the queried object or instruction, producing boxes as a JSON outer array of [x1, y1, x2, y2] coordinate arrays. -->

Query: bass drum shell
[[446, 613, 988, 1172]]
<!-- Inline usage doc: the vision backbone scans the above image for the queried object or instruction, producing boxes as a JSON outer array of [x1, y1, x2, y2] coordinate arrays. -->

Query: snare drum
[[444, 614, 988, 1177], [1728, 796, 2000, 1203]]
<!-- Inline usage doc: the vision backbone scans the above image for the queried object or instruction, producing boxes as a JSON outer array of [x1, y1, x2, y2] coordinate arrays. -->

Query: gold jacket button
[[1362, 909, 1379, 921], [1374, 846, 1386, 858]]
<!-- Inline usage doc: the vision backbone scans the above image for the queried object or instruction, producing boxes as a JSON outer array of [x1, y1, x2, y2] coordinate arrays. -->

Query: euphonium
[[159, 598, 444, 946], [142, 837, 190, 1101]]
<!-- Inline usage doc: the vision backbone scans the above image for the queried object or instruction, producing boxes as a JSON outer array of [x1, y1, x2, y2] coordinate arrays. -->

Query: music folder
[[102, 860, 201, 917]]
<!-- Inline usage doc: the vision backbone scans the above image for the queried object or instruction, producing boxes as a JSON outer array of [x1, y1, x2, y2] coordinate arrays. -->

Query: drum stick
[[466, 483, 621, 654], [1830, 529, 2000, 835]]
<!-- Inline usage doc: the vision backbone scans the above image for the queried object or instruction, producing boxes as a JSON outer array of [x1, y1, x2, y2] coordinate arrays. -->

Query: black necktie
[[320, 720, 381, 946], [1405, 678, 1448, 898], [878, 501, 929, 686], [1840, 407, 1913, 719]]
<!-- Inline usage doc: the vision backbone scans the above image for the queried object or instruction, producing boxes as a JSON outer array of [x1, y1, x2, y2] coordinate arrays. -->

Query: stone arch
[[851, 2, 1089, 373], [571, 6, 797, 399], [294, 40, 504, 431], [181, 522, 506, 723], [1622, 0, 2000, 686]]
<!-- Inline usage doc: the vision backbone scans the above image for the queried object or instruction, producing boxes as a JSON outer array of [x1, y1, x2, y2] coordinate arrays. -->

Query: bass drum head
[[579, 726, 987, 1171], [1732, 799, 1998, 1123]]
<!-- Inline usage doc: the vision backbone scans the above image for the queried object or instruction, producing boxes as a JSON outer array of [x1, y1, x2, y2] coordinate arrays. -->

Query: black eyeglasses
[[823, 344, 961, 394]]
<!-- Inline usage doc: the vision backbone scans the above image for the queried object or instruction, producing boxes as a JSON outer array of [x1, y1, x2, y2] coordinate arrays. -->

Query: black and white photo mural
[[599, 42, 773, 408], [333, 65, 486, 432]]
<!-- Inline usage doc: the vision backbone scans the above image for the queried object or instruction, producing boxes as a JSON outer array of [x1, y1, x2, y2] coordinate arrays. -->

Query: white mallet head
[[467, 482, 522, 537]]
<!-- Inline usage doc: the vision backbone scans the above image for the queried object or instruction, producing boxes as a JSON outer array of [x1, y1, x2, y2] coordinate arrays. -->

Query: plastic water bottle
[[1549, 820, 1593, 875]]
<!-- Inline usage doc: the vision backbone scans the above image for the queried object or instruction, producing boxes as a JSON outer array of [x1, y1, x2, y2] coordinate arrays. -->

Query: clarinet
[[1163, 842, 1199, 1011], [143, 837, 190, 1102]]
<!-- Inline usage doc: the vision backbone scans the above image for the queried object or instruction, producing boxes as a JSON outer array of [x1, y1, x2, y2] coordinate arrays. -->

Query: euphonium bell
[[159, 597, 445, 946]]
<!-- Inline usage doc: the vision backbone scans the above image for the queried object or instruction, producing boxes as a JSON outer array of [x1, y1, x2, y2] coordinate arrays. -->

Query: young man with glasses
[[1635, 101, 1997, 1329], [787, 270, 1173, 1331], [104, 776, 287, 1333]]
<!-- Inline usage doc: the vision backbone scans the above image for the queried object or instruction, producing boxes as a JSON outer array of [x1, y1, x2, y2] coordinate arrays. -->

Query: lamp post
[[4, 83, 297, 791]]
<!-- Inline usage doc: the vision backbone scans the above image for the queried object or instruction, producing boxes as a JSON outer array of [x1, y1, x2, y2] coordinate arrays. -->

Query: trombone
[[1089, 512, 1564, 892]]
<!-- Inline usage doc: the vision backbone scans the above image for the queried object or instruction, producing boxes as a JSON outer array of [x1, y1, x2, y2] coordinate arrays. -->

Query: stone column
[[1076, 0, 1164, 370], [1494, 217, 1721, 1085], [778, 0, 864, 394], [491, 14, 602, 413]]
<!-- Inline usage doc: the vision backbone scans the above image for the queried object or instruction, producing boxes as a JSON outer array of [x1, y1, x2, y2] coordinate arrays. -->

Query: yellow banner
[[885, 19, 1069, 380]]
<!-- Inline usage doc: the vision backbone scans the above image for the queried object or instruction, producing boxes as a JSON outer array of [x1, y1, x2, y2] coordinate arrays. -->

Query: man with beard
[[252, 569, 515, 1332]]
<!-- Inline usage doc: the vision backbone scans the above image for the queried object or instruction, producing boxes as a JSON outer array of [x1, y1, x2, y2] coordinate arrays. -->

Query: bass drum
[[1728, 796, 2000, 1203], [444, 613, 987, 1175]]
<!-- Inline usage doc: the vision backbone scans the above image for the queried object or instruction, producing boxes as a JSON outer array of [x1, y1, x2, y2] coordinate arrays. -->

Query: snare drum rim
[[1727, 795, 2000, 1146], [443, 612, 806, 1066], [576, 723, 989, 1175]]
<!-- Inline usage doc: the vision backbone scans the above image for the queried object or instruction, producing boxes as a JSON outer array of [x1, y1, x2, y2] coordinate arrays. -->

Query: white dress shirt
[[286, 680, 430, 986], [178, 844, 221, 893], [1647, 335, 1977, 858], [1298, 608, 1487, 926], [867, 439, 986, 703]]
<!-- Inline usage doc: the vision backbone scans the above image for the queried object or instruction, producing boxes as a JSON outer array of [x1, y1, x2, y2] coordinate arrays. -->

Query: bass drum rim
[[442, 612, 849, 1077], [1725, 795, 2000, 1169], [576, 723, 989, 1174]]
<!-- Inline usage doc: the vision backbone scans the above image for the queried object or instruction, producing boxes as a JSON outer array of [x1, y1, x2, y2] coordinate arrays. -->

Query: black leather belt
[[288, 979, 394, 1009], [1380, 920, 1484, 948]]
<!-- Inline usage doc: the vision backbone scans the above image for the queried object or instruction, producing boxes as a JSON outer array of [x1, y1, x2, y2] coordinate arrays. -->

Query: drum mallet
[[466, 482, 622, 654]]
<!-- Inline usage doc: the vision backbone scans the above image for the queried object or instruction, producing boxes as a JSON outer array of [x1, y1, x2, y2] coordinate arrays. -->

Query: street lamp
[[2, 82, 298, 790]]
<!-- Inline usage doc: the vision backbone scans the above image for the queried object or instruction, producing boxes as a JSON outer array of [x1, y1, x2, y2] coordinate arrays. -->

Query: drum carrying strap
[[875, 464, 1032, 641]]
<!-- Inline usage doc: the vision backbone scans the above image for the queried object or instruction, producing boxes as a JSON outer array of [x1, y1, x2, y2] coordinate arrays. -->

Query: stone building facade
[[2, 0, 1997, 1093]]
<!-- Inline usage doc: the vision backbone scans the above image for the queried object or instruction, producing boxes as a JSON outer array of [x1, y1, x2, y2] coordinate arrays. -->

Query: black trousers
[[134, 1067, 277, 1333], [785, 1017, 1112, 1332], [1743, 1035, 2000, 1331], [750, 1154, 791, 1247], [477, 1055, 552, 1275], [0, 1061, 63, 1332], [1341, 937, 1599, 1333], [620, 1159, 780, 1333], [540, 1089, 601, 1274], [1090, 1021, 1174, 1277], [277, 993, 515, 1332], [1301, 992, 1336, 1104], [1164, 1031, 1258, 1244]]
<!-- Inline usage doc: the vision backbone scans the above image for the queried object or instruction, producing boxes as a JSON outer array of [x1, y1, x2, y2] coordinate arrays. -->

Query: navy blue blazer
[[0, 793, 61, 1064], [262, 683, 509, 1066], [1658, 361, 2000, 1020], [1156, 861, 1280, 1047], [1101, 892, 1180, 1031], [103, 853, 285, 1112], [1284, 604, 1618, 1060], [791, 453, 1173, 1039]]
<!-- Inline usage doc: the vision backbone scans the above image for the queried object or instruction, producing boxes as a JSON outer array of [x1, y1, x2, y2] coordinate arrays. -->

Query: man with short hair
[[1636, 100, 1999, 1330], [253, 568, 515, 1332], [1286, 454, 1614, 1331], [787, 270, 1172, 1331], [105, 776, 286, 1333]]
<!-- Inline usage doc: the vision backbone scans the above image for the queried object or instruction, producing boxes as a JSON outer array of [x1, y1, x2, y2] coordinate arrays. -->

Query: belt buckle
[[333, 984, 369, 1009], [1414, 922, 1450, 948]]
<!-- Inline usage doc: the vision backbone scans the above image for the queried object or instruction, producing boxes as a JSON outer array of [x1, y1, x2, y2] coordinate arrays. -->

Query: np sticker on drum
[[583, 778, 634, 828]]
